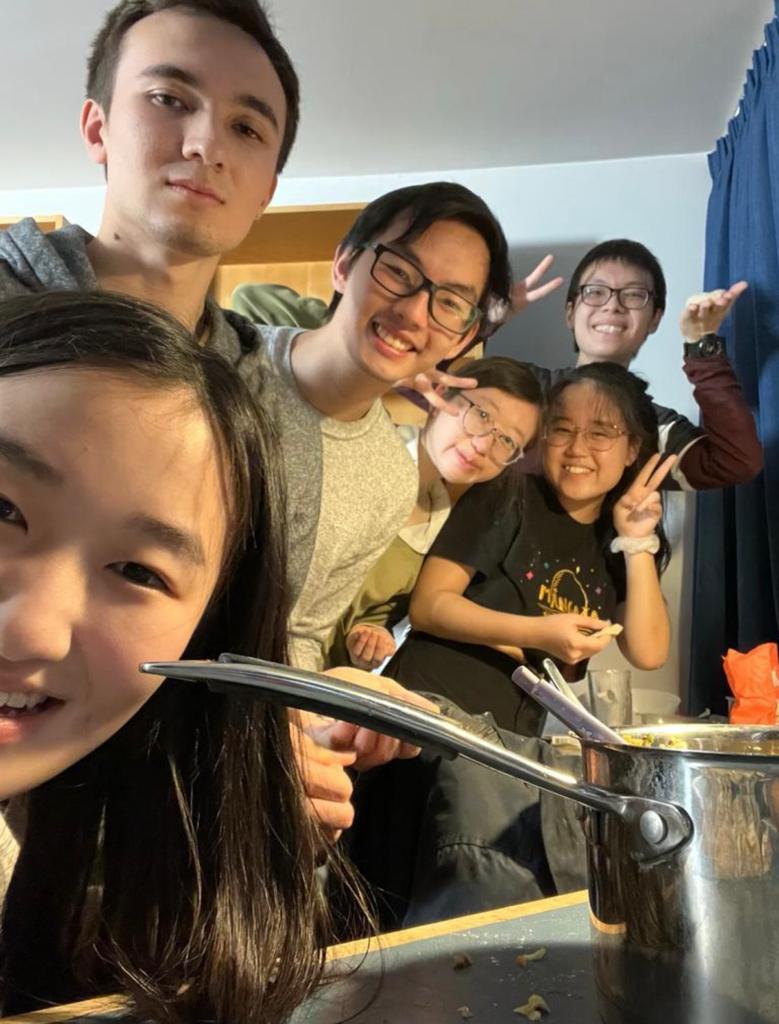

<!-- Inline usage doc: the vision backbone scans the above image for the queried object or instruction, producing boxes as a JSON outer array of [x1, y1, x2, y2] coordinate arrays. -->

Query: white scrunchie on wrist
[[610, 534, 660, 556]]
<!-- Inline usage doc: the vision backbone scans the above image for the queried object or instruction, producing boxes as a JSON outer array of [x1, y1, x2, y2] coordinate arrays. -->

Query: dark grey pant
[[340, 707, 587, 932]]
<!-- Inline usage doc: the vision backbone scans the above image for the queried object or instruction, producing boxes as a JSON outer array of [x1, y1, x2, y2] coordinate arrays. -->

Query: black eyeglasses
[[577, 284, 654, 310], [457, 393, 524, 465], [366, 243, 482, 336]]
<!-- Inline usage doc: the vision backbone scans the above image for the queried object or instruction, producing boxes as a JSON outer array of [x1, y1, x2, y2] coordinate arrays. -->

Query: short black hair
[[86, 0, 300, 172], [327, 182, 512, 325], [566, 239, 667, 312]]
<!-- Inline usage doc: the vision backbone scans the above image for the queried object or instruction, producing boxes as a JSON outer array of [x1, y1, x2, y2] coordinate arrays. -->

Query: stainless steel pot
[[145, 657, 779, 1024], [580, 724, 779, 1024]]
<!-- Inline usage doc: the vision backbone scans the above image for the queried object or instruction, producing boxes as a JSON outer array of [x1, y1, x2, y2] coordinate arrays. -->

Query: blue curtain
[[688, 4, 779, 713]]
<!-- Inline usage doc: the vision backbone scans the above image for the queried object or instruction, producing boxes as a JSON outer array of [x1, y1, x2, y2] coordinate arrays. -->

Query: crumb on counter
[[515, 947, 547, 968], [514, 993, 550, 1019]]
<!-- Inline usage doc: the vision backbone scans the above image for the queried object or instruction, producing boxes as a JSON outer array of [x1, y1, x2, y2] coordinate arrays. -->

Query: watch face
[[700, 335, 723, 357], [687, 335, 724, 358]]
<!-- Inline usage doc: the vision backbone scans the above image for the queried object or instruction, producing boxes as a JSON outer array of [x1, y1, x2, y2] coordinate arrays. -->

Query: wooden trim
[[0, 995, 129, 1023], [261, 203, 365, 215], [326, 890, 589, 961]]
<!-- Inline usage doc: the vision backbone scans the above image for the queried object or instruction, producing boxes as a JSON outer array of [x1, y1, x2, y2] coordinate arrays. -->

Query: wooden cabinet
[[0, 214, 66, 234], [212, 202, 363, 307]]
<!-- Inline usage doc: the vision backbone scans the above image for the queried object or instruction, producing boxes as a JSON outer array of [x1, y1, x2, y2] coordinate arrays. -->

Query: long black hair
[[545, 363, 671, 592], [0, 291, 330, 1023]]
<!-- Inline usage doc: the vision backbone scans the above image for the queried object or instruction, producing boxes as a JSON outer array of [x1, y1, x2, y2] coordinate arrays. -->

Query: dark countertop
[[295, 891, 598, 1024], [1, 893, 598, 1024]]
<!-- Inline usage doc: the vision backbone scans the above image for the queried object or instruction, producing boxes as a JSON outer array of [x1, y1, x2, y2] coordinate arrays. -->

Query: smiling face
[[81, 9, 286, 258], [0, 368, 229, 800], [329, 217, 490, 385], [543, 381, 639, 522], [566, 259, 663, 366], [423, 386, 540, 485]]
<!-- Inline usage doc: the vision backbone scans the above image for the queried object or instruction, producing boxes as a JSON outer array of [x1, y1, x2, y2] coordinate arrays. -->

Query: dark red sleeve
[[676, 353, 763, 489]]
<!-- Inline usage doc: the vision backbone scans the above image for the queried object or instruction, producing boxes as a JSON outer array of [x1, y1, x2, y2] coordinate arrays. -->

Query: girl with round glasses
[[383, 362, 673, 734], [326, 356, 542, 670]]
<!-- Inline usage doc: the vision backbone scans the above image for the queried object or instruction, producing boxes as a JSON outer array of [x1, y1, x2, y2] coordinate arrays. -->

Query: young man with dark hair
[[232, 181, 514, 670], [1, 0, 294, 341], [86, 0, 300, 172]]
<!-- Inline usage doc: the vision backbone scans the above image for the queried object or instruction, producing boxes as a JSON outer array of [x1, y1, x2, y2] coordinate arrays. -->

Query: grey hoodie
[[0, 218, 99, 294], [0, 218, 249, 356]]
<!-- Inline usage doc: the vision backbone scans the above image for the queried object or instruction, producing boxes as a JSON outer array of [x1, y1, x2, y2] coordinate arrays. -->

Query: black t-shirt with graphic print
[[384, 475, 626, 734]]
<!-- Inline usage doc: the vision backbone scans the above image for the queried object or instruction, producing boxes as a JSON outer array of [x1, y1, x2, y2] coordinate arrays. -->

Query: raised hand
[[680, 281, 748, 341], [396, 366, 477, 413], [509, 253, 565, 317], [346, 623, 397, 669], [613, 453, 677, 538]]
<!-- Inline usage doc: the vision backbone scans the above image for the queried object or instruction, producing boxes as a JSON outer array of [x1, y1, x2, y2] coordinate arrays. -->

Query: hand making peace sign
[[508, 253, 565, 317], [613, 452, 677, 539]]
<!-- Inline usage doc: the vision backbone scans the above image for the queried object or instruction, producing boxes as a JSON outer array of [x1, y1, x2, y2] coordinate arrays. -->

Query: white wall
[[0, 149, 712, 700]]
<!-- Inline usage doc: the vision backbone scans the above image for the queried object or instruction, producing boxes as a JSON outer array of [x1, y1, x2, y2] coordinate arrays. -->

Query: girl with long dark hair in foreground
[[0, 290, 334, 1023]]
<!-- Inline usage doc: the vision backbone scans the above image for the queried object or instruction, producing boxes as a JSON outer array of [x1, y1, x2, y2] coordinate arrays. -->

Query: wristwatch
[[683, 333, 725, 359]]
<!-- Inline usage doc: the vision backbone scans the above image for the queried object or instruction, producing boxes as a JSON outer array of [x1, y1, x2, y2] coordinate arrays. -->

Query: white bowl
[[632, 688, 681, 723]]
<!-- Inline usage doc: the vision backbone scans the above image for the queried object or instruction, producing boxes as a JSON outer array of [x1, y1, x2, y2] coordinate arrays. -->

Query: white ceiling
[[1, 1, 772, 190]]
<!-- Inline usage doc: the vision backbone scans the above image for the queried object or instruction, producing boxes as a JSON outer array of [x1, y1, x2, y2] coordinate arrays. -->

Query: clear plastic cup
[[587, 668, 633, 728]]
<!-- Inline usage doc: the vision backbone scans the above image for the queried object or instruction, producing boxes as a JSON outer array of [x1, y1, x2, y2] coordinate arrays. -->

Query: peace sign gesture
[[509, 254, 565, 316], [613, 453, 677, 539]]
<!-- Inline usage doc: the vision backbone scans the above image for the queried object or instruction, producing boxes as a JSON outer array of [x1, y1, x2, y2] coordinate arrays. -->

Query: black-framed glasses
[[366, 243, 482, 336], [543, 422, 628, 452], [577, 284, 654, 310], [457, 393, 524, 465]]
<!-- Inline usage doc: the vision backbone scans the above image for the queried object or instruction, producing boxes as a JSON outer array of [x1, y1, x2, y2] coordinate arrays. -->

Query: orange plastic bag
[[723, 643, 778, 725]]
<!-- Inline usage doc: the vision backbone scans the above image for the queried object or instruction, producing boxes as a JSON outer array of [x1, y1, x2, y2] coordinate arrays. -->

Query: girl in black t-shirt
[[385, 363, 674, 733]]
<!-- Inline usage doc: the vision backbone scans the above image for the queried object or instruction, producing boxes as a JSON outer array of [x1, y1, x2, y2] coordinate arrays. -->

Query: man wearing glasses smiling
[[241, 181, 514, 673]]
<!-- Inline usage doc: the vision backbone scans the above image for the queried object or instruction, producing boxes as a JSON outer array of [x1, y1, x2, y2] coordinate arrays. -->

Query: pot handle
[[143, 655, 693, 860]]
